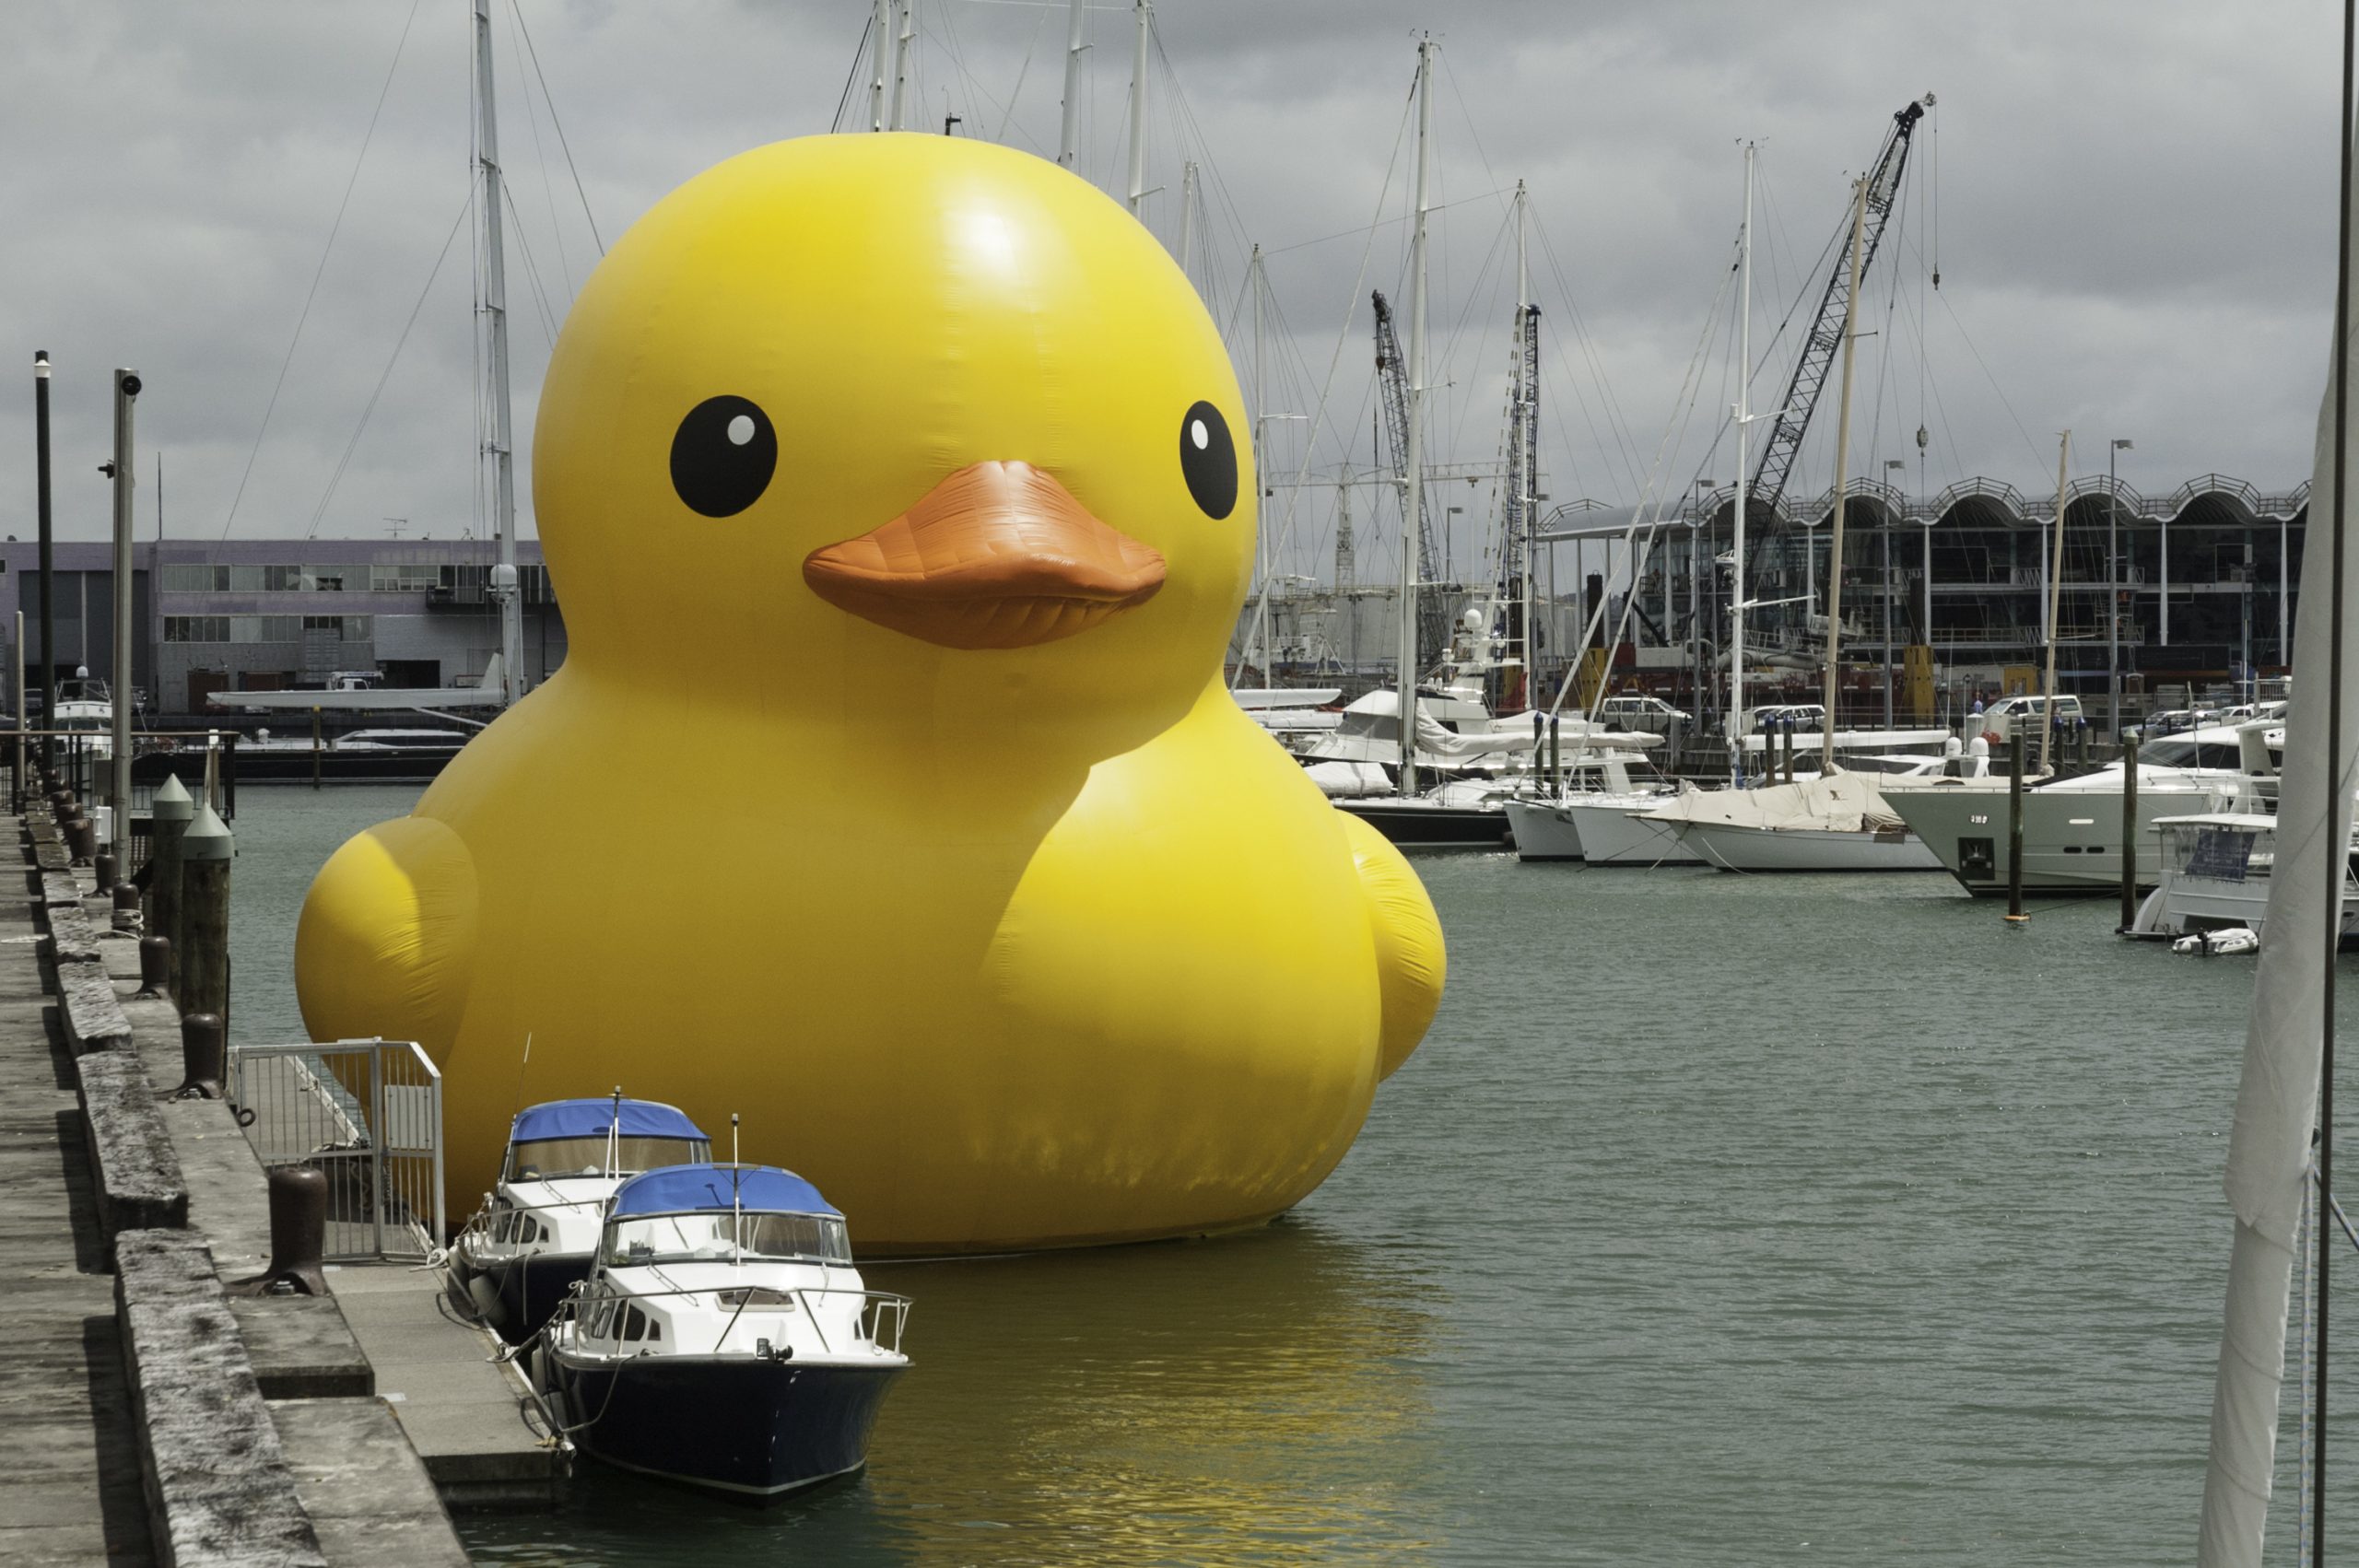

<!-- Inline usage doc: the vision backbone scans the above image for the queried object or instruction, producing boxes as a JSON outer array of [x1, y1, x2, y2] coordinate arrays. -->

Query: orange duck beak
[[803, 461, 1166, 650]]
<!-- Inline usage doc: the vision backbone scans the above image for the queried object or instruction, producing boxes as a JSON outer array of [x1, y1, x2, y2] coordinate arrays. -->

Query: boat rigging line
[[1225, 68, 1415, 691], [216, 0, 426, 548]]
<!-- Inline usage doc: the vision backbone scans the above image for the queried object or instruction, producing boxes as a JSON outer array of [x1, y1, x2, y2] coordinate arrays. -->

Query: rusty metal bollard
[[135, 933, 170, 1000], [262, 1166, 329, 1296], [64, 813, 94, 864], [92, 851, 117, 892], [110, 882, 138, 932], [175, 1012, 225, 1100]]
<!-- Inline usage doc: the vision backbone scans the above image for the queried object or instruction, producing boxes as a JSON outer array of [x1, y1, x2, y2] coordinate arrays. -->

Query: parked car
[[1596, 695, 1691, 729], [1973, 694, 2084, 739]]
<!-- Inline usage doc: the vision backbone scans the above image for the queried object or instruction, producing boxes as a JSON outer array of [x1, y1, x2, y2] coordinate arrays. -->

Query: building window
[[162, 563, 342, 593]]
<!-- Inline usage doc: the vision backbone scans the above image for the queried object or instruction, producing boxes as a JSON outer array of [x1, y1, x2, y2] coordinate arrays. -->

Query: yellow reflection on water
[[861, 1219, 1446, 1564]]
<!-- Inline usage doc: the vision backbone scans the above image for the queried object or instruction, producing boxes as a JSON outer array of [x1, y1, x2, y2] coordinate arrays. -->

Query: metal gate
[[229, 1038, 445, 1259]]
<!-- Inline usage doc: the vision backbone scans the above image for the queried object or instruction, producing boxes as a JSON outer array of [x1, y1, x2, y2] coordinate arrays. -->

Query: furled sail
[[2197, 116, 2359, 1562]]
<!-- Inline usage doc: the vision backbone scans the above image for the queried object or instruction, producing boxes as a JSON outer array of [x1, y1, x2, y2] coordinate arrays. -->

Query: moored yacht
[[1886, 719, 2280, 896], [452, 1095, 710, 1340], [540, 1164, 910, 1498]]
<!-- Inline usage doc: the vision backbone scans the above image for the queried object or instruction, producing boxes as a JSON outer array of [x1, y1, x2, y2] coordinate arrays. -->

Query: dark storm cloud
[[0, 2, 2340, 587]]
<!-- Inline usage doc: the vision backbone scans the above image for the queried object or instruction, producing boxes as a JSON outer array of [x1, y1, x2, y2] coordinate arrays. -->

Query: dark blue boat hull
[[475, 1253, 591, 1344], [553, 1355, 905, 1496]]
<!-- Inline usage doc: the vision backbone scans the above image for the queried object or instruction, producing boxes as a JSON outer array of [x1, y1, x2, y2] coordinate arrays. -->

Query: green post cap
[[151, 773, 194, 824], [182, 802, 233, 863]]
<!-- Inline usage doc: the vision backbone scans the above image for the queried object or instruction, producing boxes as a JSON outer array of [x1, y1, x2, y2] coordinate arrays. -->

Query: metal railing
[[229, 1038, 445, 1258]]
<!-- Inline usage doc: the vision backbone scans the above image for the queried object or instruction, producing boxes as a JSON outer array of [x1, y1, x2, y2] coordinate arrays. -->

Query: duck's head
[[534, 135, 1252, 745]]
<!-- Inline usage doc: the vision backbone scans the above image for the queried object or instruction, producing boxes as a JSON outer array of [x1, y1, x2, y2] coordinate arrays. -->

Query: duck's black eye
[[670, 395, 777, 518], [1178, 401, 1238, 521]]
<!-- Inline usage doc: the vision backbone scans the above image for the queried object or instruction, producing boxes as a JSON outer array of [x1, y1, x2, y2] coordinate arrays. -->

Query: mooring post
[[65, 810, 93, 866], [2005, 746, 2027, 924], [177, 1012, 224, 1100], [1549, 712, 1561, 786], [2119, 736, 2141, 931], [92, 850, 116, 894], [148, 774, 193, 999], [110, 882, 137, 933], [261, 1165, 328, 1296], [181, 802, 232, 1032], [135, 933, 170, 1000], [311, 705, 323, 791]]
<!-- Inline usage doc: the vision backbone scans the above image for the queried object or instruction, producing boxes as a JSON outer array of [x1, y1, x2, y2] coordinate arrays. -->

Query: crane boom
[[1372, 288, 1448, 671], [1748, 99, 1927, 511]]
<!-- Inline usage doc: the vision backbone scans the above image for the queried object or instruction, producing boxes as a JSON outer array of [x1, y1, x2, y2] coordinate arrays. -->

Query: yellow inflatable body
[[296, 135, 1445, 1254]]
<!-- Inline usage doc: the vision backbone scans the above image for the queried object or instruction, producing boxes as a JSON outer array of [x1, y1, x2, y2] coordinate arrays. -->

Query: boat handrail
[[552, 1281, 912, 1357]]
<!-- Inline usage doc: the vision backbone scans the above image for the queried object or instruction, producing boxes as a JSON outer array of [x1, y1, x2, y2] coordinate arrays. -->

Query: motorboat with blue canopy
[[452, 1094, 710, 1340], [539, 1162, 910, 1498]]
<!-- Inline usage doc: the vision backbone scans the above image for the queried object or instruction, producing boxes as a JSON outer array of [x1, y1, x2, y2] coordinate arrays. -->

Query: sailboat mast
[[1178, 160, 1199, 282], [1820, 176, 1868, 772], [1057, 0, 1086, 165], [1514, 181, 1536, 716], [1250, 244, 1267, 685], [1401, 38, 1434, 797], [890, 0, 915, 132], [871, 0, 891, 132], [1126, 1, 1150, 217], [473, 0, 523, 705], [2040, 430, 2070, 776], [1730, 143, 1755, 782]]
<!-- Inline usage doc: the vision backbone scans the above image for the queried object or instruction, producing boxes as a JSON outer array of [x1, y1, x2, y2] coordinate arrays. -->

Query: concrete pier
[[0, 788, 545, 1565]]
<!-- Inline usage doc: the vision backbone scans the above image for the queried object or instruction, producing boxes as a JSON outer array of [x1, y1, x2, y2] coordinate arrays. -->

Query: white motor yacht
[[1887, 719, 2281, 896], [452, 1096, 710, 1341], [540, 1164, 910, 1497]]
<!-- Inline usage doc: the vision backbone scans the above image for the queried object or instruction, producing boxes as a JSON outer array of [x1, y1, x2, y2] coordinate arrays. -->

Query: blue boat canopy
[[510, 1098, 707, 1144], [610, 1164, 840, 1219]]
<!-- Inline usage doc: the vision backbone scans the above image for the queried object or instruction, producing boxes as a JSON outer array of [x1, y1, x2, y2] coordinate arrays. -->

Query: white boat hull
[[1675, 819, 1942, 872], [1561, 802, 1703, 867], [1503, 799, 1585, 860], [1886, 783, 2226, 895]]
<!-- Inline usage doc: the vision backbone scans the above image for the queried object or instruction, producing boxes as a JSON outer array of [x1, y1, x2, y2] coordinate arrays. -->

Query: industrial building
[[0, 538, 564, 725]]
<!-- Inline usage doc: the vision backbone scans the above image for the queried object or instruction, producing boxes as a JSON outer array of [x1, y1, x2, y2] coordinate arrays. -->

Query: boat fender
[[466, 1273, 504, 1325]]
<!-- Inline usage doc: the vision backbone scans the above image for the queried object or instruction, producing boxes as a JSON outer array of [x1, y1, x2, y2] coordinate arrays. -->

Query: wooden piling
[[2005, 747, 2028, 924], [149, 774, 192, 999], [2120, 736, 2141, 931], [180, 802, 231, 1032]]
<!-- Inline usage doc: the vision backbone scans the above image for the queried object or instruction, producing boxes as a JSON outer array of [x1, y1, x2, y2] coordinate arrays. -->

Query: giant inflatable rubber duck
[[296, 134, 1445, 1254]]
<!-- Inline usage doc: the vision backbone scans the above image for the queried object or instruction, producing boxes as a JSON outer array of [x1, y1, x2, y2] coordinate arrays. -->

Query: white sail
[[2197, 119, 2359, 1562]]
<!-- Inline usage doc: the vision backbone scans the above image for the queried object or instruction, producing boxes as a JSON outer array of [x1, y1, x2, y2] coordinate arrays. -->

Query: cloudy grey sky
[[0, 2, 2344, 588]]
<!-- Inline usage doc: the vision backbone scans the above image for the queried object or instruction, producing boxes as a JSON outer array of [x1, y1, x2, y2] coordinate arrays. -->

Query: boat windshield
[[604, 1210, 852, 1267], [507, 1135, 711, 1181]]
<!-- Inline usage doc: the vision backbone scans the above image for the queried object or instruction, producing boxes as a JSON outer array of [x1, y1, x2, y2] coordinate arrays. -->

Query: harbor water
[[231, 786, 2355, 1564]]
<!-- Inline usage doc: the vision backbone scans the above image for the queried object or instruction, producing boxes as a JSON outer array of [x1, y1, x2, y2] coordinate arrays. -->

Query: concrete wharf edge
[[10, 801, 479, 1566]]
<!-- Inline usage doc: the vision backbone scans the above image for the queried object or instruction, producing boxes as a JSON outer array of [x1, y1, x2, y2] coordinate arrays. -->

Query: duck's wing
[[1335, 812, 1445, 1080], [295, 814, 478, 1059]]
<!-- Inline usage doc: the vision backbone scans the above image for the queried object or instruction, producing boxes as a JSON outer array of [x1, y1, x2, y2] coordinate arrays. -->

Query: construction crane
[[1748, 98, 1929, 513], [1371, 288, 1450, 673]]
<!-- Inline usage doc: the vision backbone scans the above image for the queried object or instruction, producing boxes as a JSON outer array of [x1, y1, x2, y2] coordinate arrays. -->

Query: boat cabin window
[[604, 1210, 852, 1267], [508, 1135, 712, 1181], [2139, 739, 2244, 769]]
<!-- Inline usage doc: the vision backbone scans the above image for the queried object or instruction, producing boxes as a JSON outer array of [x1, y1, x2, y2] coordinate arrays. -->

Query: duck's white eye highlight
[[1190, 418, 1209, 451], [726, 415, 757, 446]]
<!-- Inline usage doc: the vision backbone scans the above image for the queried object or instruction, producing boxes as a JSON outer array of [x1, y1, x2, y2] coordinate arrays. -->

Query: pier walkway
[[0, 843, 151, 1564], [0, 791, 538, 1565]]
